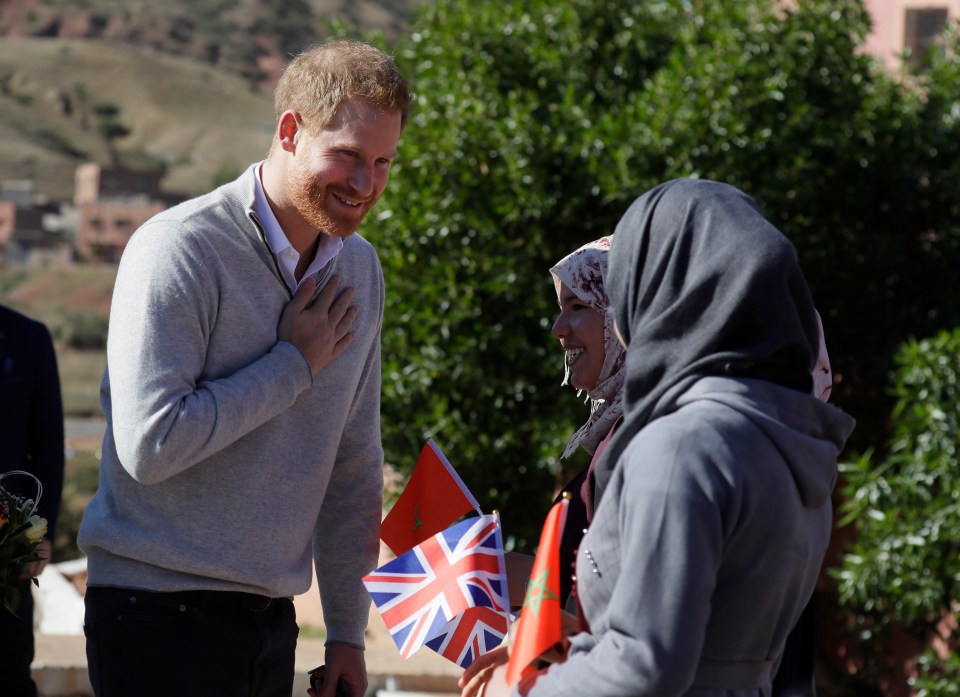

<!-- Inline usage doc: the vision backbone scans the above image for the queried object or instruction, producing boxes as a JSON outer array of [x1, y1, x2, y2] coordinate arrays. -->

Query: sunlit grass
[[58, 348, 106, 417], [298, 625, 327, 640], [54, 448, 100, 563], [1, 265, 112, 417]]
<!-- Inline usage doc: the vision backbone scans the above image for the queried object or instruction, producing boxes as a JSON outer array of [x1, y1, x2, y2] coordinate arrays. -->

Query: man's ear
[[277, 110, 301, 153]]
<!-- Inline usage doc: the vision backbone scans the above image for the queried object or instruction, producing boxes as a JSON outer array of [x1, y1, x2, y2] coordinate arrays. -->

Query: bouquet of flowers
[[0, 471, 47, 615]]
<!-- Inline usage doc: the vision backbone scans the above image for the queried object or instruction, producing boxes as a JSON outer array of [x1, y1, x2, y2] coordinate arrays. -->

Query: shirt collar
[[253, 163, 342, 292]]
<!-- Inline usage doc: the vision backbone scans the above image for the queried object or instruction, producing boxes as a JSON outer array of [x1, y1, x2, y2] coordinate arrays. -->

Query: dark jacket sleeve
[[27, 320, 65, 540]]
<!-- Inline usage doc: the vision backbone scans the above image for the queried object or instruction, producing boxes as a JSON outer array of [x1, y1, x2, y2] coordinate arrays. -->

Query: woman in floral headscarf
[[502, 237, 625, 611], [551, 237, 626, 461], [547, 236, 626, 604]]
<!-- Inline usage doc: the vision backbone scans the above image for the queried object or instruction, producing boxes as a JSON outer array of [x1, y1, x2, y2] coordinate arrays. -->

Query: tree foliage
[[370, 0, 960, 555], [837, 328, 960, 684]]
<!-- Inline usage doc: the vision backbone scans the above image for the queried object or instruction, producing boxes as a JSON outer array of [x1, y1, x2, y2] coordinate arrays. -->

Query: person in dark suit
[[0, 304, 65, 697]]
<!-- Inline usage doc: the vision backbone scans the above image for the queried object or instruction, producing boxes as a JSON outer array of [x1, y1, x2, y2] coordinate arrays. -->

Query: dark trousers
[[84, 586, 299, 697], [0, 580, 38, 697]]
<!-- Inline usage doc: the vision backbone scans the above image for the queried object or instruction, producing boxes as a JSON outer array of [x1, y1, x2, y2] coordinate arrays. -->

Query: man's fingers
[[278, 275, 359, 376], [306, 279, 356, 336], [322, 284, 357, 345], [329, 332, 356, 362], [308, 275, 343, 310], [317, 679, 336, 697], [460, 658, 484, 685], [310, 283, 354, 325], [289, 275, 318, 312], [334, 307, 358, 341]]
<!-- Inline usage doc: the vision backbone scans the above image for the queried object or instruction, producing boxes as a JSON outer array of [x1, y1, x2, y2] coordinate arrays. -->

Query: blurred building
[[862, 0, 960, 70], [74, 163, 180, 263], [0, 181, 72, 266], [75, 197, 166, 264], [73, 163, 165, 207]]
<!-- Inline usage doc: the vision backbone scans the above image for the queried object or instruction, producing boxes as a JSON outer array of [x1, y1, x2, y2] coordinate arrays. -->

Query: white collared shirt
[[254, 162, 342, 293]]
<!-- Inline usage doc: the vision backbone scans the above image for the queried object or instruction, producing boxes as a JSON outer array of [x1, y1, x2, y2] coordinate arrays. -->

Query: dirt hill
[[0, 0, 422, 202], [0, 0, 421, 88]]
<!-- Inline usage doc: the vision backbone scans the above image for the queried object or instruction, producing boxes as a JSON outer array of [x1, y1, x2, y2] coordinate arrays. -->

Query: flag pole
[[491, 509, 513, 634]]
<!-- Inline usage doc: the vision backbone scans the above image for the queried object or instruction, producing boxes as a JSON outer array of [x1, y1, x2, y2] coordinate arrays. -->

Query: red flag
[[505, 496, 569, 687], [380, 439, 481, 557]]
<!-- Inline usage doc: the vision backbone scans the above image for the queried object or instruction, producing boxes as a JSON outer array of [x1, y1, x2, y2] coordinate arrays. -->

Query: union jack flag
[[363, 513, 510, 660], [425, 606, 512, 668]]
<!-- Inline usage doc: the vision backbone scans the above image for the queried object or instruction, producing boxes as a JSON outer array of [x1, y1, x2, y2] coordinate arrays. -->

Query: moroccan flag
[[505, 496, 569, 687], [364, 513, 510, 659], [380, 439, 481, 557]]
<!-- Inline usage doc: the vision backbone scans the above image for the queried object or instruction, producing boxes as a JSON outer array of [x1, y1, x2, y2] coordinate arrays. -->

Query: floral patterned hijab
[[813, 310, 833, 402], [550, 236, 627, 459]]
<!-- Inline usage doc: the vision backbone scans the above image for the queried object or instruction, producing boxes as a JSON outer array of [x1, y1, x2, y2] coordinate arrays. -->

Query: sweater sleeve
[[106, 220, 313, 485], [314, 265, 385, 648], [522, 430, 725, 697]]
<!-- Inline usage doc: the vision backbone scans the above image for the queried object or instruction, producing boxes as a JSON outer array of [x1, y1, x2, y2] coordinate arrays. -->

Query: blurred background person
[[0, 304, 65, 697]]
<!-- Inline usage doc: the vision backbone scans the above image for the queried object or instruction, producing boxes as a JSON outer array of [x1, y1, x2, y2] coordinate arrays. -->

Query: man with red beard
[[78, 40, 411, 697]]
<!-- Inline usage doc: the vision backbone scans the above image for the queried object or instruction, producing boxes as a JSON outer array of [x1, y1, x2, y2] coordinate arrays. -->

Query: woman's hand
[[458, 608, 580, 696], [459, 645, 511, 697]]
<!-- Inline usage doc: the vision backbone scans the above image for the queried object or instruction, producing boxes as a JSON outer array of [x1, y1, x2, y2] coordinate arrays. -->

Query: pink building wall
[[862, 0, 960, 69]]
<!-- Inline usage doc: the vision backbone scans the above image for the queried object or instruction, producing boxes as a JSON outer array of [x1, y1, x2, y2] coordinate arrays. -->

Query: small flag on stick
[[425, 605, 512, 668], [380, 439, 481, 557], [505, 496, 569, 687], [364, 513, 510, 660]]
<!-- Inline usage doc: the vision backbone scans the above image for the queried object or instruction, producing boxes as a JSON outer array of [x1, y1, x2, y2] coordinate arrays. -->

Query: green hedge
[[55, 311, 109, 351], [365, 0, 960, 553], [913, 648, 960, 696], [837, 327, 960, 683]]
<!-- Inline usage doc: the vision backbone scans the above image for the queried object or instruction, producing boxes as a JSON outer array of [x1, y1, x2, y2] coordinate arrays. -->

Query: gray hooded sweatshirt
[[530, 377, 854, 697]]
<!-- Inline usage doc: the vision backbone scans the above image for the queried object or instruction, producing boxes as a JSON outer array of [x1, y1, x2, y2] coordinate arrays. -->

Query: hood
[[677, 376, 856, 508], [594, 179, 823, 505]]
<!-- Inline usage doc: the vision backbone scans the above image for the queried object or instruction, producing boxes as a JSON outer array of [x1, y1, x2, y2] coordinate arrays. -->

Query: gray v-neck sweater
[[78, 165, 384, 647]]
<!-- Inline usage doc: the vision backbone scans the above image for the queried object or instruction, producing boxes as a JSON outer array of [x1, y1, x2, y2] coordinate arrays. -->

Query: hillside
[[0, 263, 118, 416], [0, 38, 276, 201], [0, 0, 422, 202], [0, 263, 115, 325], [0, 0, 421, 86]]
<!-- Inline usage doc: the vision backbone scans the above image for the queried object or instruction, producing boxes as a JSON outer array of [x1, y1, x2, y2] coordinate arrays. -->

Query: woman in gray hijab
[[506, 179, 854, 697]]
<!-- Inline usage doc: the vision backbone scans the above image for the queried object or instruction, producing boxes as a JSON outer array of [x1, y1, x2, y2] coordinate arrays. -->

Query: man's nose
[[349, 161, 374, 197]]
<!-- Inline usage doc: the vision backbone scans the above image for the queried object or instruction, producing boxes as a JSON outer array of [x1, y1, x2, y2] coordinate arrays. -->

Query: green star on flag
[[413, 503, 424, 531], [506, 496, 569, 687], [522, 569, 558, 617], [379, 439, 482, 557]]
